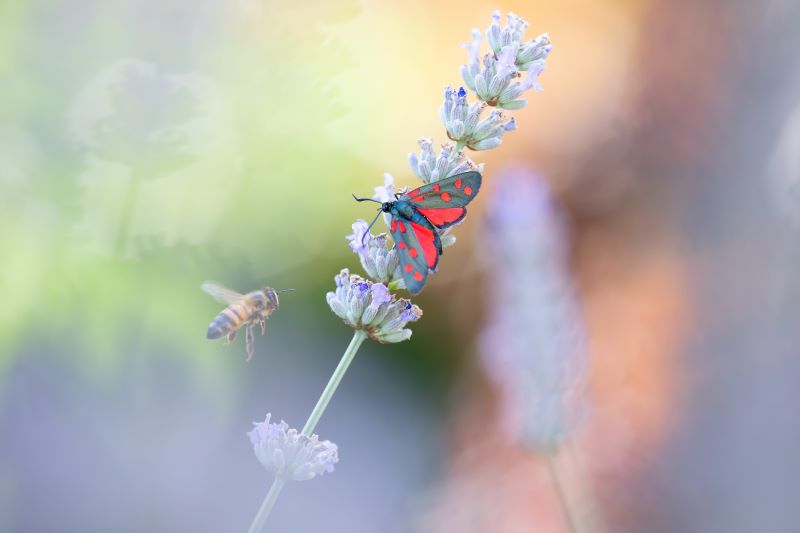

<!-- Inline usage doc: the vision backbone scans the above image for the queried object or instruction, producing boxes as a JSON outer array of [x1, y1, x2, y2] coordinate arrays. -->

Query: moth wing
[[416, 206, 466, 229], [403, 171, 482, 211], [390, 216, 437, 295], [201, 281, 245, 305], [409, 222, 439, 270]]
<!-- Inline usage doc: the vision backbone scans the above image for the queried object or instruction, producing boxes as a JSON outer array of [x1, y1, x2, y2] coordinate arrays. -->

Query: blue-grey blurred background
[[2, 0, 800, 532]]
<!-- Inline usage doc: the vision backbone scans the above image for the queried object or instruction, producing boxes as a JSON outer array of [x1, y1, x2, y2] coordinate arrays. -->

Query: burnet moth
[[353, 171, 482, 294]]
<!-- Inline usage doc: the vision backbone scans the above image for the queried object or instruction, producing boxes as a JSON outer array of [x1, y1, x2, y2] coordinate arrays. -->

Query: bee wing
[[201, 281, 245, 305]]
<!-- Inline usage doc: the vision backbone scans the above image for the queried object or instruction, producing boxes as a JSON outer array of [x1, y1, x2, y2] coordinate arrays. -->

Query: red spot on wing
[[417, 207, 465, 228], [407, 188, 420, 197], [397, 241, 407, 249], [441, 192, 452, 202], [464, 185, 473, 195], [412, 195, 425, 202], [405, 263, 413, 273], [398, 221, 406, 233], [409, 248, 418, 258], [414, 271, 423, 282], [433, 184, 440, 192], [391, 219, 397, 232], [410, 222, 438, 269], [454, 179, 462, 189]]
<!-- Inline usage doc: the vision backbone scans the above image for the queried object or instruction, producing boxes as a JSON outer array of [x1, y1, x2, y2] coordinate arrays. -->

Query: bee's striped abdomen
[[206, 303, 250, 339]]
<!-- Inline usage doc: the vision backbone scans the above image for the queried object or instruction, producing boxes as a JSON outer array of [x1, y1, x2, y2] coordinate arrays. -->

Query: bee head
[[263, 288, 280, 309]]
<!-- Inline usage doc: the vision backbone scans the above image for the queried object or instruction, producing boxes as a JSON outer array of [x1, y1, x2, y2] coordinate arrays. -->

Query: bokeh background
[[2, 0, 800, 531]]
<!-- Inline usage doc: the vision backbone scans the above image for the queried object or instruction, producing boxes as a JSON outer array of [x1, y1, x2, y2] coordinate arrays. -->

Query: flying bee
[[201, 281, 289, 361]]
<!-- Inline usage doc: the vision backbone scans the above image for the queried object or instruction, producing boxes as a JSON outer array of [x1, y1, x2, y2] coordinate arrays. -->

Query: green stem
[[544, 443, 606, 533], [247, 478, 286, 533], [564, 442, 607, 533], [447, 141, 466, 162], [545, 450, 584, 533], [302, 329, 368, 435], [246, 330, 369, 533]]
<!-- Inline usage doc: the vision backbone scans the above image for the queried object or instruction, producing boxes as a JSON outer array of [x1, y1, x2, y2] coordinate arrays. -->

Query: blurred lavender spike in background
[[248, 414, 338, 482], [479, 168, 588, 451]]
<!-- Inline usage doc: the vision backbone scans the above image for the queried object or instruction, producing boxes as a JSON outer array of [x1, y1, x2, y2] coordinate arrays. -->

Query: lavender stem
[[247, 478, 286, 533], [246, 330, 368, 532]]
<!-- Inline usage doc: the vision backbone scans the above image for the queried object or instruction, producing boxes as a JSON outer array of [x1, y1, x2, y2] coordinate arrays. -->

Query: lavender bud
[[357, 231, 402, 284]]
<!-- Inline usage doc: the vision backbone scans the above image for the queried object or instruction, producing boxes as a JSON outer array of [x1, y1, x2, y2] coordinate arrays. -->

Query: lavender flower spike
[[462, 11, 552, 109], [327, 269, 421, 343], [248, 414, 339, 481]]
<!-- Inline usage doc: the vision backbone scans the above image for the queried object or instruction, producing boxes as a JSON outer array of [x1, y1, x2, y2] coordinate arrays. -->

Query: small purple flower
[[334, 269, 349, 289], [495, 45, 518, 79], [370, 283, 391, 305], [400, 302, 421, 321], [346, 219, 370, 259], [519, 61, 546, 92], [462, 28, 482, 65], [248, 414, 339, 482], [354, 282, 369, 294], [373, 172, 395, 203]]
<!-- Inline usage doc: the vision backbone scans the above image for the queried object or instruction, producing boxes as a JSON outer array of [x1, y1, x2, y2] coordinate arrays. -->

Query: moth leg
[[260, 318, 267, 336], [226, 330, 237, 344], [245, 324, 255, 361]]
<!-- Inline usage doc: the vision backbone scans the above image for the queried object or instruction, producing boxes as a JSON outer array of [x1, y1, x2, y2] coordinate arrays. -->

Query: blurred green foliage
[[0, 0, 462, 394]]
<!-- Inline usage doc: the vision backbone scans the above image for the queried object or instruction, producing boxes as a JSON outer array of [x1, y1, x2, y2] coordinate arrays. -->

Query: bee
[[201, 281, 286, 361]]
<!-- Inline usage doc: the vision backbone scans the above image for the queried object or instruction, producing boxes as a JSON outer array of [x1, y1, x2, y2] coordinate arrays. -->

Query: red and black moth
[[353, 171, 482, 294]]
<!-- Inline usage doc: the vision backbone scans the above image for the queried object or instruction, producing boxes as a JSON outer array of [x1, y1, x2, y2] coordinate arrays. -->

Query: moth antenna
[[352, 194, 381, 204], [361, 209, 384, 246], [276, 288, 295, 293]]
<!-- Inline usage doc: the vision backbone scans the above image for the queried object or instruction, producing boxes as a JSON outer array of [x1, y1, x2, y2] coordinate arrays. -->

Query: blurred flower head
[[327, 269, 421, 343], [248, 414, 338, 482], [479, 168, 587, 450]]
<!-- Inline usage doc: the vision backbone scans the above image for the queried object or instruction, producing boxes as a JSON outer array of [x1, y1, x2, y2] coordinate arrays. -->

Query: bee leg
[[226, 330, 237, 344], [260, 318, 266, 336], [245, 325, 255, 361]]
